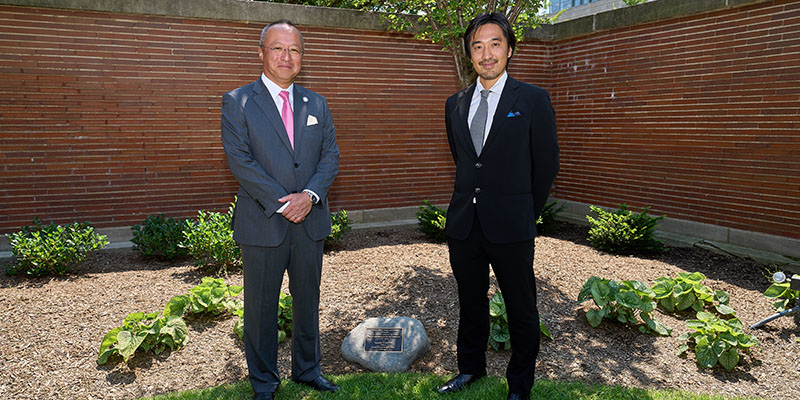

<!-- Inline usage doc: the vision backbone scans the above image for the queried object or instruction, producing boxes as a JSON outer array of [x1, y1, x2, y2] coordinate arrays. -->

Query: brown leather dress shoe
[[293, 375, 340, 392], [437, 373, 486, 394]]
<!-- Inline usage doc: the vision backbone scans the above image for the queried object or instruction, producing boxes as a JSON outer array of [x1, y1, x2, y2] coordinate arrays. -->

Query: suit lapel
[[292, 85, 308, 157], [252, 79, 294, 154], [453, 84, 477, 158], [482, 76, 519, 153]]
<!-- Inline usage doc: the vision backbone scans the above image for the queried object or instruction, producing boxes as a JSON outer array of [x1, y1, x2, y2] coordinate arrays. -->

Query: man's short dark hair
[[463, 12, 516, 59], [260, 19, 305, 51]]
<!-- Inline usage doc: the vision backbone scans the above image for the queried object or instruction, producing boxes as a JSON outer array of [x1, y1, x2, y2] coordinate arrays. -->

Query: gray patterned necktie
[[470, 89, 490, 155]]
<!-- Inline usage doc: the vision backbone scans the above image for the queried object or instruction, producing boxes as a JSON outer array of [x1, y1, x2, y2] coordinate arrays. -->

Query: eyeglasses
[[262, 45, 303, 57]]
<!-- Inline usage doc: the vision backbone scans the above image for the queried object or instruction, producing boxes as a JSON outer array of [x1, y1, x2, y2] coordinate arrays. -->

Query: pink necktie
[[279, 90, 294, 149]]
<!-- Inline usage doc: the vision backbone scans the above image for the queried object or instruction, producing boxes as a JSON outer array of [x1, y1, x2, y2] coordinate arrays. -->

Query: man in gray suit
[[221, 20, 340, 400]]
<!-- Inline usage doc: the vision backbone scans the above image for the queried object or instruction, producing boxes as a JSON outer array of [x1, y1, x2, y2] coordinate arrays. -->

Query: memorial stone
[[341, 316, 430, 372]]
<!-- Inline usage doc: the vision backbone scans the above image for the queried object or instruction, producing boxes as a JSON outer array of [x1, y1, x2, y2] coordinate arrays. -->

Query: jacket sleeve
[[445, 95, 458, 165], [531, 88, 560, 220]]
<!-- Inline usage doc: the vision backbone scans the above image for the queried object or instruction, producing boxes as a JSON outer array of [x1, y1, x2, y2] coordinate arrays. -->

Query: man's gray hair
[[259, 19, 305, 52]]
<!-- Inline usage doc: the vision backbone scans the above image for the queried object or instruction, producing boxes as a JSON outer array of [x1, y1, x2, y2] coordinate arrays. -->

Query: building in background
[[549, 0, 599, 14], [549, 0, 648, 21]]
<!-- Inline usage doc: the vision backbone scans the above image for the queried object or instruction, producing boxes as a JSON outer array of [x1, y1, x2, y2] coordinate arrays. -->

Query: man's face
[[469, 23, 512, 88], [258, 24, 303, 89]]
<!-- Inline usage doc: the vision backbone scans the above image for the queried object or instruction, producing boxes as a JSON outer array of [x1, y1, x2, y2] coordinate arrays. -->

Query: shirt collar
[[261, 73, 294, 104], [474, 71, 508, 99]]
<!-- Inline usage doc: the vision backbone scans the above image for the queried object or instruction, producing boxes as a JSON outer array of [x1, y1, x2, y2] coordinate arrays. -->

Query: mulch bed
[[1, 222, 798, 400]]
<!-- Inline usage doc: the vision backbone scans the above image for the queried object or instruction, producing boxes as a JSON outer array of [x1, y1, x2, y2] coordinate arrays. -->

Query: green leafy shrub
[[325, 209, 351, 250], [6, 218, 108, 277], [651, 272, 735, 316], [181, 205, 241, 273], [131, 214, 188, 260], [163, 277, 243, 318], [586, 204, 665, 254], [678, 311, 760, 371], [763, 279, 799, 312], [488, 291, 551, 352], [624, 0, 648, 5], [578, 276, 671, 336], [536, 201, 565, 235], [416, 200, 446, 243], [97, 311, 187, 365]]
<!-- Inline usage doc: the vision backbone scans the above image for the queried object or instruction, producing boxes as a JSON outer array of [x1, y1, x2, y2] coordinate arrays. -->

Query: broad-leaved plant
[[97, 311, 187, 365], [763, 280, 799, 312], [489, 291, 551, 352], [651, 272, 735, 315], [578, 276, 672, 336], [678, 311, 760, 371]]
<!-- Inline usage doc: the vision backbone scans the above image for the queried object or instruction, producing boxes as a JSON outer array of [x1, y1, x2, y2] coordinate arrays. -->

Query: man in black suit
[[437, 13, 559, 400]]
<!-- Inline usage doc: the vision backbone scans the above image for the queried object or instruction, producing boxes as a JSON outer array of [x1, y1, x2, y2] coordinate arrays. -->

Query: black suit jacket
[[444, 76, 559, 243]]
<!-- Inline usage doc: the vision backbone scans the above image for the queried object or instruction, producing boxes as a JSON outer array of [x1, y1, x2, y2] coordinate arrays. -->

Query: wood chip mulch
[[1, 222, 798, 400]]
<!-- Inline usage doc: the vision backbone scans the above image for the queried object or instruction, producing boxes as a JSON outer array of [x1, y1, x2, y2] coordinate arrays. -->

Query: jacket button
[[475, 162, 482, 168], [294, 163, 299, 168], [475, 187, 481, 193]]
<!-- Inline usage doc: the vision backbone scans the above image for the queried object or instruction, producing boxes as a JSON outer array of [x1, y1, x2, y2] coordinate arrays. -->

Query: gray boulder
[[341, 316, 430, 372]]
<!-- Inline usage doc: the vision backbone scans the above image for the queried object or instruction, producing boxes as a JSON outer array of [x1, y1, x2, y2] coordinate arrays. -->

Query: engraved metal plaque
[[364, 327, 403, 352]]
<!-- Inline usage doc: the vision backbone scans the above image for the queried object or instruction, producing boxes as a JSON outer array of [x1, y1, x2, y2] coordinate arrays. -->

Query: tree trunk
[[451, 47, 475, 89]]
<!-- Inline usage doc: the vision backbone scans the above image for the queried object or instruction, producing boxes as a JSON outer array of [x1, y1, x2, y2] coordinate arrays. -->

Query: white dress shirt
[[467, 71, 508, 145], [261, 73, 294, 114]]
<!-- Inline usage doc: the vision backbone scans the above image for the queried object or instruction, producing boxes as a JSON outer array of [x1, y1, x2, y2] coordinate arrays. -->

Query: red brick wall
[[1, 1, 798, 241], [0, 5, 460, 233], [549, 0, 800, 239]]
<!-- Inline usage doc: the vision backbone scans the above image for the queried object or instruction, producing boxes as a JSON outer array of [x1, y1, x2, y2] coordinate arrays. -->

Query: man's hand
[[278, 192, 312, 224]]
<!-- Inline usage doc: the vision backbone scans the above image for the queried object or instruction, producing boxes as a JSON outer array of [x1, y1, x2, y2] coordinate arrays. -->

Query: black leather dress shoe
[[437, 373, 486, 394], [293, 375, 340, 392], [507, 393, 529, 400], [252, 392, 274, 400]]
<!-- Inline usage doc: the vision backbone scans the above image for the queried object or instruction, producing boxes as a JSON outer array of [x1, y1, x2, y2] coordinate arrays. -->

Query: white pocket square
[[307, 115, 318, 126]]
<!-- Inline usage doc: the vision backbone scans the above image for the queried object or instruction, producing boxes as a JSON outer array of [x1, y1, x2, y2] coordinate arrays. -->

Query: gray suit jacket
[[221, 79, 339, 247]]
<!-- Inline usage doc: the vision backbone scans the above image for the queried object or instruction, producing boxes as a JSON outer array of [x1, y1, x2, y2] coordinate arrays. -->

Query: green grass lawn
[[141, 372, 762, 400]]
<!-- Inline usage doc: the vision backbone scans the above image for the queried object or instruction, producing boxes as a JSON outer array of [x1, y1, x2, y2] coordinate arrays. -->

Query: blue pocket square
[[507, 111, 521, 117]]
